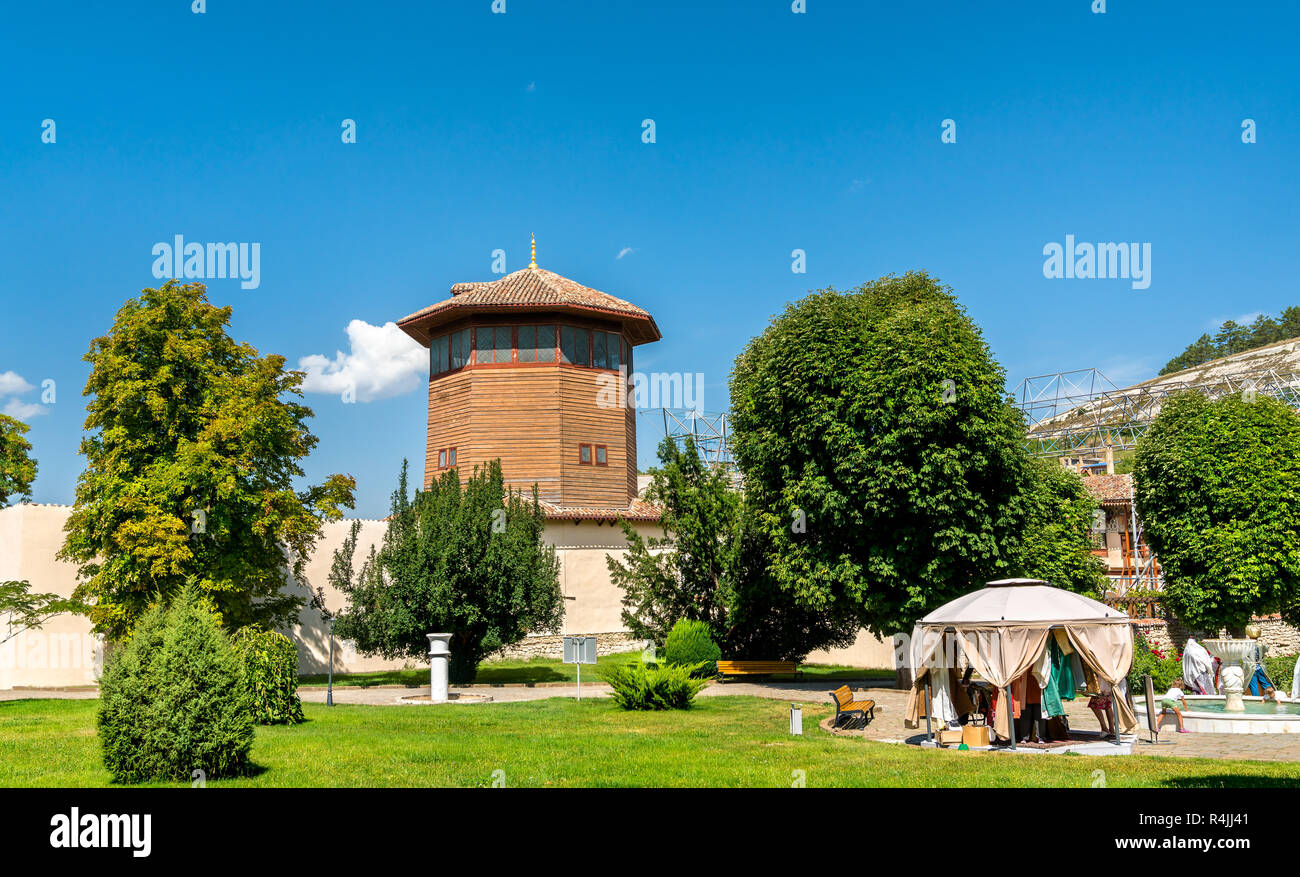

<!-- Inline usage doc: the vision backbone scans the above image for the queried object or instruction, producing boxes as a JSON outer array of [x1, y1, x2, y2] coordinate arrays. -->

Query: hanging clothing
[[1182, 638, 1215, 695], [930, 667, 959, 725], [1248, 663, 1274, 697], [1292, 654, 1300, 701], [1041, 640, 1075, 719]]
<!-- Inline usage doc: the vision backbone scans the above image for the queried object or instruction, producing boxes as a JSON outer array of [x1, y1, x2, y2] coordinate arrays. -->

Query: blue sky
[[2, 1, 1297, 518]]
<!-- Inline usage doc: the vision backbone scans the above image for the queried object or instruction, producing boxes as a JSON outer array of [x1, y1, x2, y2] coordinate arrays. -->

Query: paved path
[[8, 682, 1300, 762]]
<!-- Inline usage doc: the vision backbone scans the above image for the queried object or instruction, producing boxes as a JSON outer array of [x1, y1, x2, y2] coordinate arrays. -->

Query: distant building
[[1077, 472, 1162, 597]]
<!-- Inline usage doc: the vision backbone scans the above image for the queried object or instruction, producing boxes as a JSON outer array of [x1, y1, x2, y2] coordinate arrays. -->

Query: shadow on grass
[[1160, 775, 1300, 789]]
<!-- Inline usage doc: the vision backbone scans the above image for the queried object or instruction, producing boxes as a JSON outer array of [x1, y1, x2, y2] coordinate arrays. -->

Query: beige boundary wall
[[0, 503, 690, 687]]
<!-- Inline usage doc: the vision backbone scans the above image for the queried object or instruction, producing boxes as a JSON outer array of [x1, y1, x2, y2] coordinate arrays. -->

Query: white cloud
[[0, 371, 47, 421], [0, 371, 34, 397], [2, 399, 46, 421], [616, 247, 635, 260], [298, 320, 426, 402]]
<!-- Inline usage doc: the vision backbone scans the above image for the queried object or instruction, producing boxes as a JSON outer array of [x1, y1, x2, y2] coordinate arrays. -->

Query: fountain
[[1202, 638, 1257, 712], [1132, 632, 1300, 732]]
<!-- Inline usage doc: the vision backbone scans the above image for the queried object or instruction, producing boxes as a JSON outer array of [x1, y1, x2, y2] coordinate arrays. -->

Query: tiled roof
[[539, 497, 662, 522], [398, 267, 660, 345], [1081, 473, 1134, 503]]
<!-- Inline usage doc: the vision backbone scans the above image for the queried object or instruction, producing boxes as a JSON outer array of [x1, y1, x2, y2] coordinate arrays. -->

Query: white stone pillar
[[427, 634, 452, 703]]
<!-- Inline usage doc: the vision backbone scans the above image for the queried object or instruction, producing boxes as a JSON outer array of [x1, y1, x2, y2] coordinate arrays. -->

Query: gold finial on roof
[[529, 233, 537, 269]]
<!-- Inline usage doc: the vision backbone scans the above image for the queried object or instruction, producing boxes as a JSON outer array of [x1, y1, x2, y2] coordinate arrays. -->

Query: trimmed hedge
[[97, 587, 255, 784], [232, 626, 305, 725], [661, 619, 721, 678]]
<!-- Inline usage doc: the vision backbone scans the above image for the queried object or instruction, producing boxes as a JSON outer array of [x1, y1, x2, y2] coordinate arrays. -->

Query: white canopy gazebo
[[906, 578, 1136, 748]]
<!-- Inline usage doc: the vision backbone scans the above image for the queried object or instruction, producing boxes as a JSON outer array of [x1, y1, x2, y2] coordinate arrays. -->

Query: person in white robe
[[1182, 637, 1215, 695]]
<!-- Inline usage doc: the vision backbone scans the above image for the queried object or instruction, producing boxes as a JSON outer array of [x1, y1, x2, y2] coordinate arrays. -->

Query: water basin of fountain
[[1188, 700, 1300, 716], [1134, 695, 1300, 733]]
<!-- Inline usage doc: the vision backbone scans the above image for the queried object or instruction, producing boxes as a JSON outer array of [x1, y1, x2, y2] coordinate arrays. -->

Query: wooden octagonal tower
[[397, 245, 661, 514]]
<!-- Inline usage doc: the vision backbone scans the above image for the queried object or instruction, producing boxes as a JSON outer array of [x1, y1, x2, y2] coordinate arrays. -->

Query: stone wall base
[[492, 632, 647, 661], [1134, 615, 1300, 656]]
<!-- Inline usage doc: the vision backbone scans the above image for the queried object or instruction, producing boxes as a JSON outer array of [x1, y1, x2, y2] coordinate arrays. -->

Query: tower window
[[578, 443, 592, 465], [575, 328, 590, 366], [431, 334, 449, 375], [450, 328, 470, 370], [595, 445, 607, 466], [437, 447, 457, 470], [518, 324, 555, 363]]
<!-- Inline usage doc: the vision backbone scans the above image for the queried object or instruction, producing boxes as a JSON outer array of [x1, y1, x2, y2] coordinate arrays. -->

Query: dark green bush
[[97, 587, 255, 783], [231, 626, 305, 725], [661, 619, 721, 677], [599, 660, 708, 710]]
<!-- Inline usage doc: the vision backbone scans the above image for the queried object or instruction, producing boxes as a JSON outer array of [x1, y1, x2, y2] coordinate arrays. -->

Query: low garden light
[[790, 704, 802, 735]]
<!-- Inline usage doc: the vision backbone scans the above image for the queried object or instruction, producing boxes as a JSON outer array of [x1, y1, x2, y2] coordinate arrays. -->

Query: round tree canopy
[[918, 578, 1128, 629]]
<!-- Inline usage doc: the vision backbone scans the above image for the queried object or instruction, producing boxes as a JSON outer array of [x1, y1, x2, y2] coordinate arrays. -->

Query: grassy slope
[[3, 697, 1299, 788]]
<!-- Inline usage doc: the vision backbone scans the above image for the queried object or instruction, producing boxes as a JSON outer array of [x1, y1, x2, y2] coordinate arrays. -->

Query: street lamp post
[[327, 617, 335, 707]]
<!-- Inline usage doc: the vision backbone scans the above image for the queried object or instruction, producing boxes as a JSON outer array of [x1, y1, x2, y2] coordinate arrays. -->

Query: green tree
[[1277, 306, 1300, 341], [1013, 459, 1107, 596], [1212, 320, 1250, 357], [608, 437, 855, 661], [0, 413, 37, 507], [328, 459, 563, 683], [1246, 313, 1282, 350], [1133, 392, 1300, 630], [728, 272, 1033, 636], [59, 281, 355, 639]]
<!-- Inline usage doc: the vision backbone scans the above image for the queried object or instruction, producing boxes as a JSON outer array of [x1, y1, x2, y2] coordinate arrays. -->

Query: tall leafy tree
[[608, 437, 856, 660], [329, 460, 563, 683], [728, 272, 1034, 636], [0, 413, 37, 507], [1134, 392, 1300, 630], [59, 281, 355, 639]]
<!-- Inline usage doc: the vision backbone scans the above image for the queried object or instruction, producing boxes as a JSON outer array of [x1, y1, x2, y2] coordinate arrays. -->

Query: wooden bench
[[715, 660, 799, 679], [830, 685, 876, 729]]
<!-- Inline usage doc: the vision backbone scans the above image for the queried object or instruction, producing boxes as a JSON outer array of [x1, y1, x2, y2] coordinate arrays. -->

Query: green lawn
[[3, 696, 1299, 787], [299, 651, 893, 687]]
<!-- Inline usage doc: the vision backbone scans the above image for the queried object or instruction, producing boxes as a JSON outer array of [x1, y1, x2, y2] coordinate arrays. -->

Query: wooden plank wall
[[425, 362, 636, 508]]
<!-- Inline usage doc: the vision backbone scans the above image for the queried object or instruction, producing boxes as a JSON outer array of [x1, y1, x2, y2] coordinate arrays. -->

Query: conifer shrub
[[599, 660, 709, 710], [97, 587, 255, 783], [232, 626, 305, 725], [661, 618, 722, 677]]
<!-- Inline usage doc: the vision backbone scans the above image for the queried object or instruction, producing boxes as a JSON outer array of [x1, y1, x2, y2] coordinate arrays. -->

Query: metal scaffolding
[[1016, 367, 1300, 455], [660, 409, 734, 470]]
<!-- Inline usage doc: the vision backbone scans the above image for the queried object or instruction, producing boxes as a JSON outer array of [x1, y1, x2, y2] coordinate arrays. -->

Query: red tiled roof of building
[[539, 497, 662, 522], [1081, 472, 1134, 503], [398, 267, 661, 345]]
